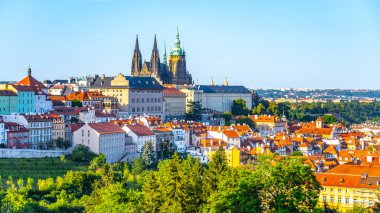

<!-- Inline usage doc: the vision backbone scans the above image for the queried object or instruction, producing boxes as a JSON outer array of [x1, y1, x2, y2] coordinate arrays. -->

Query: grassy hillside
[[0, 157, 87, 186]]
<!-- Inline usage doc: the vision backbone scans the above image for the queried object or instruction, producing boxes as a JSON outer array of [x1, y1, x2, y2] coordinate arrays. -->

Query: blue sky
[[0, 0, 379, 89]]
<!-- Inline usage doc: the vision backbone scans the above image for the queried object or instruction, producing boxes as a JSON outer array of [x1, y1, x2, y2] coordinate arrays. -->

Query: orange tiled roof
[[200, 138, 227, 147], [323, 146, 338, 155], [223, 130, 240, 138], [17, 74, 47, 94]]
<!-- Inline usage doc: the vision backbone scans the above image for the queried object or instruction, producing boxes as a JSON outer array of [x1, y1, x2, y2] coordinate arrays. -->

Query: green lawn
[[0, 157, 87, 187]]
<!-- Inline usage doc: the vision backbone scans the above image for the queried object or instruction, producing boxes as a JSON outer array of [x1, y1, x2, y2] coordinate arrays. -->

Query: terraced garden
[[0, 157, 87, 187]]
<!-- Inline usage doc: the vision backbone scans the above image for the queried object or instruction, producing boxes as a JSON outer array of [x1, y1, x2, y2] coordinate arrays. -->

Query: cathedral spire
[[131, 35, 142, 76], [171, 27, 184, 56], [150, 34, 161, 76], [163, 42, 167, 65], [27, 65, 31, 77]]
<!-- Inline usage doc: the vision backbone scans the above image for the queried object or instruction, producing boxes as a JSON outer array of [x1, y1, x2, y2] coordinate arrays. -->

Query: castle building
[[131, 29, 192, 85]]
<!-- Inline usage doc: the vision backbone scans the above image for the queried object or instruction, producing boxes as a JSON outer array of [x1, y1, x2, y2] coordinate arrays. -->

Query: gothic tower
[[131, 35, 142, 76], [168, 28, 192, 85], [150, 34, 161, 78]]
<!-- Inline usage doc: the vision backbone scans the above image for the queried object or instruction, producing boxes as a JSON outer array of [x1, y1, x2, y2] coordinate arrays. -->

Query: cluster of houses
[[3, 68, 380, 211]]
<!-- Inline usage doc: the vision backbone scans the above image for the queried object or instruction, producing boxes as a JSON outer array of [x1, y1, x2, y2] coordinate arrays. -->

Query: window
[[346, 198, 349, 204], [330, 188, 334, 192], [338, 197, 341, 204], [338, 188, 341, 193], [88, 130, 90, 137], [82, 130, 84, 137], [330, 197, 334, 203]]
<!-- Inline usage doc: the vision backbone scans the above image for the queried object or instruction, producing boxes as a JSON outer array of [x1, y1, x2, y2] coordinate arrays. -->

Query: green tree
[[55, 137, 71, 149], [141, 140, 155, 168], [204, 147, 229, 197], [252, 103, 265, 115], [205, 168, 261, 212], [290, 151, 303, 156], [255, 155, 320, 212], [235, 116, 255, 129], [221, 111, 233, 125], [323, 114, 336, 124], [72, 99, 83, 107], [231, 98, 250, 116], [346, 205, 372, 213], [69, 144, 97, 163], [186, 101, 203, 121]]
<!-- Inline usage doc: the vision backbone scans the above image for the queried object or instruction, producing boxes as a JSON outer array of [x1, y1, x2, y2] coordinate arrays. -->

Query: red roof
[[125, 124, 155, 136], [88, 122, 125, 134], [163, 88, 185, 96], [17, 74, 47, 94]]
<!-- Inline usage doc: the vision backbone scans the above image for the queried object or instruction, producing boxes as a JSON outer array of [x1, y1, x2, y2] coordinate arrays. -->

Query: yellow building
[[249, 114, 287, 136], [226, 147, 241, 167], [316, 162, 380, 211]]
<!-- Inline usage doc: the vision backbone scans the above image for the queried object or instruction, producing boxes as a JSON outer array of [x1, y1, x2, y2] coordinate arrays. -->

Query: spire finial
[[223, 77, 228, 86], [135, 34, 139, 50], [163, 41, 167, 65], [27, 65, 31, 77]]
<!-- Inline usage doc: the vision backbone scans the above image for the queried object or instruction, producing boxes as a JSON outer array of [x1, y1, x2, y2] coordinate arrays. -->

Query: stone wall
[[0, 148, 73, 158]]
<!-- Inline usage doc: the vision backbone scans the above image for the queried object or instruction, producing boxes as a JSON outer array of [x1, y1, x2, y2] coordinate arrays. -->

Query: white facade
[[129, 89, 164, 118], [122, 126, 157, 153], [1, 114, 52, 149], [0, 122, 5, 144], [172, 128, 186, 153], [201, 92, 252, 113], [163, 89, 186, 120], [79, 109, 96, 123], [34, 93, 53, 113], [73, 123, 126, 163]]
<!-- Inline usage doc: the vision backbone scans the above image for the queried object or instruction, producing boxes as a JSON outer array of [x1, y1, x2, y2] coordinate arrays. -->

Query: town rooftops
[[125, 124, 155, 136], [88, 122, 125, 134], [198, 85, 250, 93], [316, 164, 380, 189], [200, 138, 227, 147], [10, 85, 35, 92], [23, 114, 53, 122]]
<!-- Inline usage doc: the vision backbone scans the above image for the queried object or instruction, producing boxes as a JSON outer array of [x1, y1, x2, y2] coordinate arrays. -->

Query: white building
[[0, 121, 5, 145], [73, 122, 126, 163], [172, 128, 186, 153], [163, 88, 186, 120], [79, 108, 96, 123], [198, 84, 252, 113], [123, 124, 157, 152], [2, 114, 53, 149]]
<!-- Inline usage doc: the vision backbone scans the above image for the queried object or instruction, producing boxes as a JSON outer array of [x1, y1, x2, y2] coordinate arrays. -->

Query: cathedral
[[131, 29, 193, 85]]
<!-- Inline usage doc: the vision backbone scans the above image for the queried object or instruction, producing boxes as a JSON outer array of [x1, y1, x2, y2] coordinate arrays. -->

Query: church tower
[[131, 35, 142, 76], [168, 28, 192, 85], [150, 34, 161, 78]]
